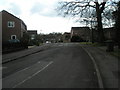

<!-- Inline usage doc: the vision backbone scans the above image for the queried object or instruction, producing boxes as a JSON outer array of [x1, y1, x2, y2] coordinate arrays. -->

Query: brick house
[[91, 27, 116, 42], [104, 27, 116, 41], [0, 10, 27, 44], [71, 27, 90, 42], [27, 30, 37, 40], [62, 32, 71, 42]]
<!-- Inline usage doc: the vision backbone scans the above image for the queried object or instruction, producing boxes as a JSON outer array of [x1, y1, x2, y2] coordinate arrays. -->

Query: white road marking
[[81, 47, 103, 88], [12, 61, 53, 88], [58, 45, 63, 46], [0, 67, 7, 70], [9, 61, 41, 75]]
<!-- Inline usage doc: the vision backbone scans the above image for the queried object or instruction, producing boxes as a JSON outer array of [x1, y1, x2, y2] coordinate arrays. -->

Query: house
[[0, 10, 27, 44], [104, 27, 116, 41], [71, 27, 90, 42], [27, 30, 37, 40], [62, 32, 71, 42], [91, 27, 116, 42]]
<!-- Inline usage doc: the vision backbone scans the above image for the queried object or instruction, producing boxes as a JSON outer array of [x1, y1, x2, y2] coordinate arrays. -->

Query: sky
[[0, 0, 84, 34]]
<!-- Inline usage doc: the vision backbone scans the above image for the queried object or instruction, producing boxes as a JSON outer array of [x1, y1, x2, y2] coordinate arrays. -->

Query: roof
[[103, 27, 114, 30], [1, 10, 21, 20], [27, 30, 37, 35], [27, 30, 37, 32], [64, 32, 71, 34], [1, 10, 27, 26], [71, 27, 90, 30]]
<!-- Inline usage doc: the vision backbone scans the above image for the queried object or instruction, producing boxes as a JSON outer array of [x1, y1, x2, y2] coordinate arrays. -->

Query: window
[[11, 35, 16, 39], [8, 21, 15, 28]]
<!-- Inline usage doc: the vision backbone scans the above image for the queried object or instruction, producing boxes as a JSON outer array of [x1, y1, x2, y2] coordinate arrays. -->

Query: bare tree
[[57, 0, 118, 43]]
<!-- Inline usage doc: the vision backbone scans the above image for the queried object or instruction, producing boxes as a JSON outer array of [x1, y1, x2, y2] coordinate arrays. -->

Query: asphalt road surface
[[2, 43, 99, 88]]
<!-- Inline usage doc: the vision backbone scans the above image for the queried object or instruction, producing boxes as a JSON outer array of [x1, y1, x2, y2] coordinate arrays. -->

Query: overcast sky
[[0, 0, 84, 34]]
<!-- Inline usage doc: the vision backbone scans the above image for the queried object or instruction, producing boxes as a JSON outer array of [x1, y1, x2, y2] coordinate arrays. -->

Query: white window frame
[[11, 35, 16, 39], [8, 21, 15, 28]]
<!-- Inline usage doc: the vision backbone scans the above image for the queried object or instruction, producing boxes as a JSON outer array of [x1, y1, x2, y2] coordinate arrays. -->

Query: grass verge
[[110, 49, 120, 59], [80, 42, 120, 59]]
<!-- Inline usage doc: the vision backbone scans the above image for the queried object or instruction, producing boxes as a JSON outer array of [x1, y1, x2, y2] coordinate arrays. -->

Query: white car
[[45, 41, 51, 44]]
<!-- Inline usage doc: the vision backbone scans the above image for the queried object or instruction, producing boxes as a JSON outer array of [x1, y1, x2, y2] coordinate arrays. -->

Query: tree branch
[[100, 2, 106, 13]]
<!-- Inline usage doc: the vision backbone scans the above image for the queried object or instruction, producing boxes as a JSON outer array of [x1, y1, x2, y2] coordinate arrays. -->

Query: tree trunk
[[115, 2, 120, 49], [116, 17, 120, 49], [95, 2, 105, 43]]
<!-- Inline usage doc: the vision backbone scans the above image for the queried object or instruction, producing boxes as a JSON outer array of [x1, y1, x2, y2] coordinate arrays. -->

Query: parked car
[[45, 41, 51, 44], [8, 39, 20, 43]]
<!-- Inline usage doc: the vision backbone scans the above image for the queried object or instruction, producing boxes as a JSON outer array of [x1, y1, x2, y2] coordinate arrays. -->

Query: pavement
[[2, 43, 119, 88], [81, 44, 119, 88], [2, 44, 51, 64]]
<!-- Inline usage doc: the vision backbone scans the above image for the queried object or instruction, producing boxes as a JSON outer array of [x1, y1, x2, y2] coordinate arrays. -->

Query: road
[[2, 43, 99, 88]]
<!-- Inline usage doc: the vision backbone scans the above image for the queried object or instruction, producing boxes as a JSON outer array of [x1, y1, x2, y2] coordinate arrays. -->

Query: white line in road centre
[[58, 45, 63, 46], [13, 61, 53, 88], [9, 61, 41, 75]]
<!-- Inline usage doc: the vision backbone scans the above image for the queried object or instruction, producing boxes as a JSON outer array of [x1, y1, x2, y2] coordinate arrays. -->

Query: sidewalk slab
[[2, 44, 51, 64], [81, 45, 119, 88]]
